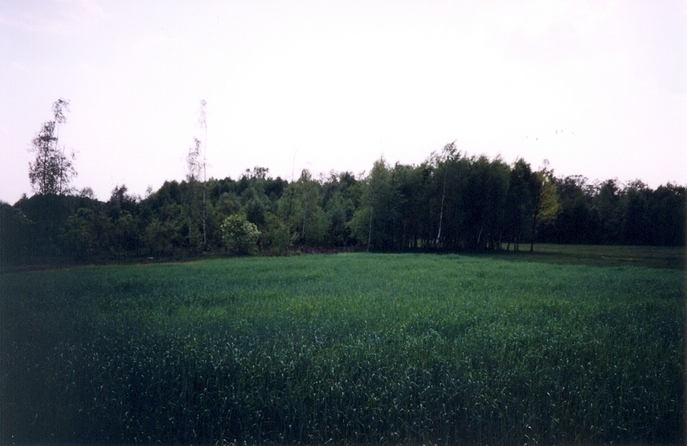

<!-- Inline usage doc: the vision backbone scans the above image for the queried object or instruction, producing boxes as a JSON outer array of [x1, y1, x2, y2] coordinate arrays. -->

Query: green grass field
[[1, 248, 684, 445], [499, 244, 686, 270]]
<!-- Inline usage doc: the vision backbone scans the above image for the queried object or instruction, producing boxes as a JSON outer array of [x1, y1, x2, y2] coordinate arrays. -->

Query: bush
[[220, 214, 260, 255]]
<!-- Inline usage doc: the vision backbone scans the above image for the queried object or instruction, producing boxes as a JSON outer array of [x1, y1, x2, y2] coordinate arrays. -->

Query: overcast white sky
[[1, 0, 685, 203]]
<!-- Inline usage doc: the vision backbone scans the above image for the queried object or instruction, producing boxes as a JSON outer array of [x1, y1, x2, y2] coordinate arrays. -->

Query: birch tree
[[434, 142, 458, 247], [349, 158, 397, 251], [185, 100, 209, 251], [529, 170, 560, 252], [198, 100, 208, 249], [186, 137, 202, 249], [28, 98, 77, 195]]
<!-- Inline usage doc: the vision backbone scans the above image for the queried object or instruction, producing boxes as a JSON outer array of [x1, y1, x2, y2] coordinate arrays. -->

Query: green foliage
[[277, 170, 328, 247], [261, 213, 291, 255], [60, 208, 107, 260], [390, 162, 433, 250], [13, 193, 87, 261], [351, 158, 400, 250], [110, 210, 139, 254], [463, 155, 510, 250], [324, 191, 354, 246], [220, 214, 260, 255], [145, 217, 178, 255], [9, 142, 686, 267], [1, 254, 683, 444], [28, 98, 76, 196], [245, 195, 267, 227], [0, 202, 35, 267]]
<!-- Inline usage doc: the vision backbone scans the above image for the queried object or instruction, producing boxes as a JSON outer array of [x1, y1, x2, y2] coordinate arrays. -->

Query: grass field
[[500, 244, 686, 270], [1, 248, 684, 445]]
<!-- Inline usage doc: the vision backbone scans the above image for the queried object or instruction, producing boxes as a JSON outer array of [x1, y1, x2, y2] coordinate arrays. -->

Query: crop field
[[1, 249, 684, 445]]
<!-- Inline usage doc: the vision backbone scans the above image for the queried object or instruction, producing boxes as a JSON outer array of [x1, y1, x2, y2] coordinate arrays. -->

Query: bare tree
[[28, 98, 77, 195]]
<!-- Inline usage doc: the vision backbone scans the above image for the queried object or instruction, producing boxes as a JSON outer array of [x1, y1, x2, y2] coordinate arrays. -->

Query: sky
[[1, 0, 685, 203]]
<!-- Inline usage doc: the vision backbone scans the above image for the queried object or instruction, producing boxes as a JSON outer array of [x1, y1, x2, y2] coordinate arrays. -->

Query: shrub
[[220, 214, 260, 255]]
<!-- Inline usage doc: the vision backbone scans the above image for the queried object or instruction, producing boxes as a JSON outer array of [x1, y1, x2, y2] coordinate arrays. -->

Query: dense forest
[[1, 99, 684, 268], [2, 146, 684, 268]]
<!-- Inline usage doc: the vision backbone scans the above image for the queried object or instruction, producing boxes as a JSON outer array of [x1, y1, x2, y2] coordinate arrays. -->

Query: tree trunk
[[188, 215, 193, 249], [367, 206, 373, 251], [367, 187, 375, 251], [202, 182, 207, 250], [435, 175, 446, 247], [302, 190, 309, 244], [530, 214, 538, 253]]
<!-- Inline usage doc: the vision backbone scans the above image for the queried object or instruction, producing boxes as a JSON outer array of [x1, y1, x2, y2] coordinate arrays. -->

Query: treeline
[[1, 144, 684, 267]]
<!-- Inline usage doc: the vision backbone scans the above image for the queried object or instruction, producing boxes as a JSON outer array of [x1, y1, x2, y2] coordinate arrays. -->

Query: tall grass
[[1, 253, 683, 444]]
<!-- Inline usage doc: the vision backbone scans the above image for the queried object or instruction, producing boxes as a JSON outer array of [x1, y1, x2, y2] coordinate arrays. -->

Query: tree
[[145, 218, 177, 256], [594, 179, 623, 244], [648, 183, 685, 246], [433, 142, 458, 247], [278, 170, 326, 247], [262, 213, 291, 255], [349, 158, 398, 251], [184, 100, 209, 251], [505, 159, 536, 251], [391, 163, 431, 250], [621, 180, 650, 245], [324, 191, 354, 247], [458, 155, 510, 251], [317, 171, 357, 248], [185, 137, 203, 251], [60, 207, 110, 260], [103, 185, 142, 256], [14, 192, 79, 260], [198, 100, 208, 249], [529, 170, 560, 252], [0, 202, 35, 266], [296, 170, 326, 246], [28, 98, 77, 195], [544, 175, 593, 244]]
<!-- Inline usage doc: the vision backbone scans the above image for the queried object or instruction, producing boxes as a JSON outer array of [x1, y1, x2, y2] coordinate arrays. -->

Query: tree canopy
[[28, 98, 77, 196], [3, 102, 684, 267]]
